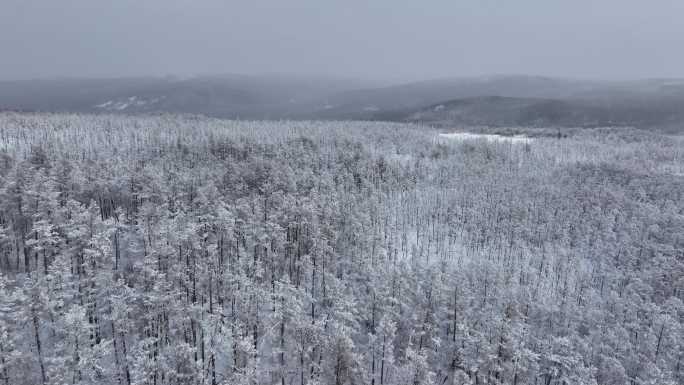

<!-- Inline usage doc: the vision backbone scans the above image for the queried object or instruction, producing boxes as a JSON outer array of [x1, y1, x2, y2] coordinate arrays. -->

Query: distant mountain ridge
[[0, 74, 369, 119], [1, 74, 684, 132], [375, 94, 684, 132]]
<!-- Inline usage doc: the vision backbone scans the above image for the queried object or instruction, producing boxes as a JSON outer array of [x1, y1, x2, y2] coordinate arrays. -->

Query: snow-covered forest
[[0, 113, 682, 385]]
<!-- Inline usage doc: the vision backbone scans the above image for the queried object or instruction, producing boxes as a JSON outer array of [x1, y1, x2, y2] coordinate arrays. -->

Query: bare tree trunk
[[73, 335, 82, 385], [281, 308, 286, 385], [112, 322, 123, 385], [380, 334, 386, 385], [120, 332, 131, 385], [23, 236, 30, 273], [33, 314, 47, 385], [655, 324, 665, 359], [0, 341, 10, 385]]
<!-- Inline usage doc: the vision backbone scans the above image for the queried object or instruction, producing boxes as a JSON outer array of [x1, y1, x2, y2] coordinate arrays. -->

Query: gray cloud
[[2, 0, 683, 81]]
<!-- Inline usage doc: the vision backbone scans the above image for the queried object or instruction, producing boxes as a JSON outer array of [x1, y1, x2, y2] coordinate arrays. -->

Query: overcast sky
[[2, 0, 683, 82]]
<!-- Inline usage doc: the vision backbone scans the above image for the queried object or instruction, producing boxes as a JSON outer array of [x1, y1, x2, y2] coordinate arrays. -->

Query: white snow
[[94, 96, 164, 110], [439, 132, 533, 144], [94, 101, 113, 108]]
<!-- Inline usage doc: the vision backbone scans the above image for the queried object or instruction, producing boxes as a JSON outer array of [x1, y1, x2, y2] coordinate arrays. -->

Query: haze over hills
[[376, 94, 684, 133], [319, 76, 684, 132], [2, 74, 684, 132], [0, 74, 373, 119]]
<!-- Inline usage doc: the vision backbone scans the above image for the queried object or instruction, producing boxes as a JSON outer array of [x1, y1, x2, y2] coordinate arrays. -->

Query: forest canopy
[[0, 113, 682, 385]]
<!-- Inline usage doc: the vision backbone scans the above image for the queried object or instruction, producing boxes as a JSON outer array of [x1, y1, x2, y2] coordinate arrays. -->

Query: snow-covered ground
[[363, 105, 380, 112], [439, 132, 533, 144], [94, 96, 164, 111]]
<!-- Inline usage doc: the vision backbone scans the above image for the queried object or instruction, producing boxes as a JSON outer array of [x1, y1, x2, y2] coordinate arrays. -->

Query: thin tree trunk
[[120, 332, 132, 385], [281, 309, 286, 385], [655, 324, 665, 359], [380, 334, 386, 385], [0, 342, 10, 385], [112, 322, 123, 385], [33, 314, 47, 385]]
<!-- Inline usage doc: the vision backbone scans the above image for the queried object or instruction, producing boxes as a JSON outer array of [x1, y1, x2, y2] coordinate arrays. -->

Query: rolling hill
[[2, 74, 684, 131]]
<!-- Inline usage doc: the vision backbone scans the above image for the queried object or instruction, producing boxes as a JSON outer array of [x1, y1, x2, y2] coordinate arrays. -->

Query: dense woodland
[[0, 113, 682, 385]]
